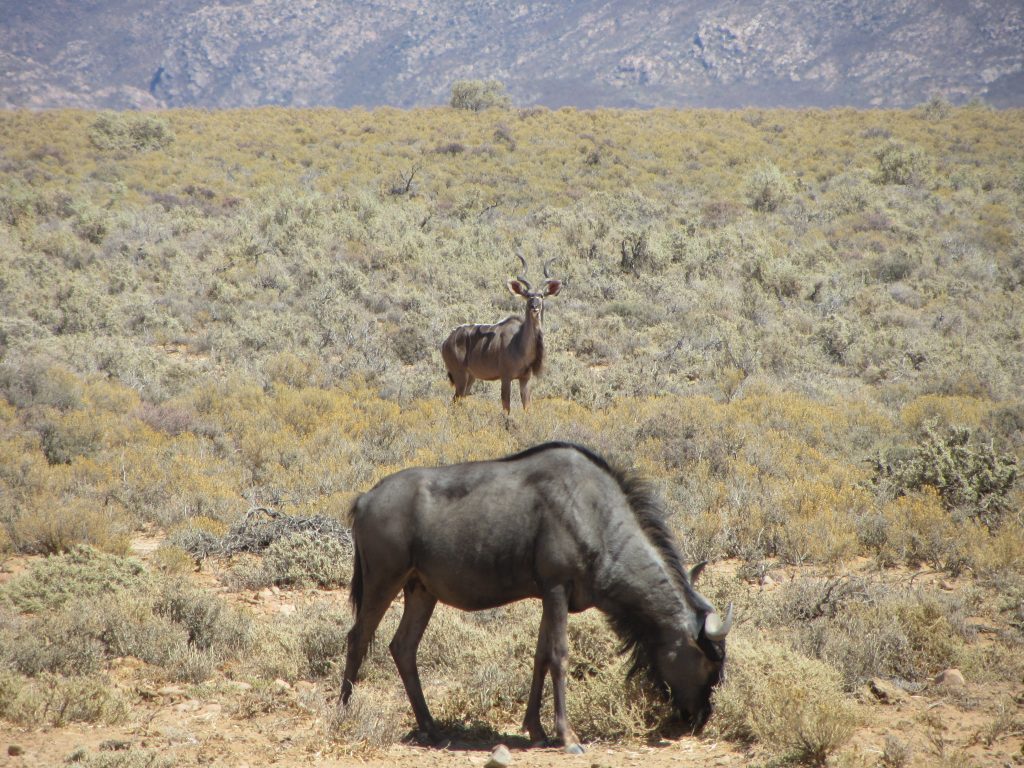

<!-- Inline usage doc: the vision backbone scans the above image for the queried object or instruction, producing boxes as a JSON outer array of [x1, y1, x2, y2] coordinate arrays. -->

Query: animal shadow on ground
[[405, 721, 535, 751]]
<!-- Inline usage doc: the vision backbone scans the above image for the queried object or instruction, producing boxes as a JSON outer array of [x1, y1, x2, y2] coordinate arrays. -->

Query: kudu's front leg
[[500, 378, 513, 413], [519, 377, 532, 411]]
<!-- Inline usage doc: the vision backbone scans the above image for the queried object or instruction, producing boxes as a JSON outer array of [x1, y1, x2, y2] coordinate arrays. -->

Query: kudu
[[441, 255, 561, 412], [339, 442, 733, 754]]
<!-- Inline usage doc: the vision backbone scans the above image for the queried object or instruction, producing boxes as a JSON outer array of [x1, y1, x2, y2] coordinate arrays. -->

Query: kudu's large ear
[[543, 279, 562, 296], [507, 279, 529, 297]]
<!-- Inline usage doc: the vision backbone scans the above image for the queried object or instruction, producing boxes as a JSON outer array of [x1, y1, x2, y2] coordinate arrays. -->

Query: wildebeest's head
[[653, 602, 732, 730]]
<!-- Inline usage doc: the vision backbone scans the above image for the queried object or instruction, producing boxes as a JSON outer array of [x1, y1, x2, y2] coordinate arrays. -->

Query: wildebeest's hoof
[[405, 729, 441, 746], [564, 743, 585, 755]]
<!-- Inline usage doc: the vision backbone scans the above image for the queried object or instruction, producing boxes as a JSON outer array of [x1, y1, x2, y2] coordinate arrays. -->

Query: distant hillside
[[1, 0, 1023, 109]]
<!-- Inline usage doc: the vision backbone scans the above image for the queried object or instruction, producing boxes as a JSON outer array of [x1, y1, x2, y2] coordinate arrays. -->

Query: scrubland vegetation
[[1, 103, 1022, 766]]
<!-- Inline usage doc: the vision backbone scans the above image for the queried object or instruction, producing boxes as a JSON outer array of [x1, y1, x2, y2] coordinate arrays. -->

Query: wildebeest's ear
[[543, 279, 562, 296], [689, 561, 708, 583], [507, 279, 529, 297]]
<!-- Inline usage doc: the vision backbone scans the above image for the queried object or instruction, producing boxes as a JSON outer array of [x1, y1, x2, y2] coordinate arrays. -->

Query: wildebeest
[[339, 442, 732, 753], [441, 254, 561, 412]]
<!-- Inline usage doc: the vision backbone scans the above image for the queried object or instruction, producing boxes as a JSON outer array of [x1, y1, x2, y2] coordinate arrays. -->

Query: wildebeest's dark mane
[[501, 442, 691, 590], [501, 442, 709, 682]]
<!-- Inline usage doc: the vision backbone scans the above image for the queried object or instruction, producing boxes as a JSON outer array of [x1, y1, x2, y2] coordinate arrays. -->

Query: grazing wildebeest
[[441, 254, 562, 412], [339, 442, 733, 753]]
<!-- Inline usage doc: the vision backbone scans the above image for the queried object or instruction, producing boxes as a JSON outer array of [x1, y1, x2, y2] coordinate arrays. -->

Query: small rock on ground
[[485, 743, 512, 768], [866, 678, 909, 704], [934, 668, 965, 687]]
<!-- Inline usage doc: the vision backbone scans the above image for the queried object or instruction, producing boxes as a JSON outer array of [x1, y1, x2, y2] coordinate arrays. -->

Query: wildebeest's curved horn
[[689, 561, 708, 583], [703, 603, 734, 641], [515, 252, 533, 290]]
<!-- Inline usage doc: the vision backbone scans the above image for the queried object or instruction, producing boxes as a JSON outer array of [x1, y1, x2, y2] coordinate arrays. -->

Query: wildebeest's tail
[[447, 371, 454, 384], [349, 544, 363, 615], [347, 496, 363, 615]]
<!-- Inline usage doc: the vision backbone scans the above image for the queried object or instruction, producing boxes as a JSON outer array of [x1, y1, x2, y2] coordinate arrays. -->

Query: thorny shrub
[[871, 425, 1019, 530]]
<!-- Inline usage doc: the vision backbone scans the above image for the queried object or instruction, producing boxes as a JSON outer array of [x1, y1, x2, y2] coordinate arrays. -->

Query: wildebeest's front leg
[[522, 609, 551, 744], [390, 580, 440, 743], [524, 584, 583, 753]]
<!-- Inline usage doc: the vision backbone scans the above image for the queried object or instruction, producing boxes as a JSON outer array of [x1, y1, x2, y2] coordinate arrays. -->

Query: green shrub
[[565, 612, 671, 741], [875, 141, 932, 186], [89, 113, 175, 151], [872, 425, 1019, 529], [3, 610, 106, 676], [745, 161, 793, 212], [761, 577, 973, 688], [161, 645, 217, 684], [299, 608, 349, 678], [65, 747, 175, 768], [0, 358, 83, 410], [449, 79, 511, 111]]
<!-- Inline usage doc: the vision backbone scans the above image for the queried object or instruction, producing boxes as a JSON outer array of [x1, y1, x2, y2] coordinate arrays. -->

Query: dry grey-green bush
[[65, 746, 176, 768], [89, 112, 175, 152], [875, 141, 932, 186], [757, 576, 978, 689], [299, 608, 350, 678], [177, 506, 353, 560], [0, 670, 129, 726], [328, 688, 410, 752], [712, 638, 859, 766], [0, 546, 151, 613], [154, 581, 254, 654], [260, 532, 352, 589], [745, 161, 794, 212]]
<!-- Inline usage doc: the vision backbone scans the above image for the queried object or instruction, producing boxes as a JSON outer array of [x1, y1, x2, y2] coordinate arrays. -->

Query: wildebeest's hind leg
[[339, 569, 407, 707], [390, 580, 440, 743]]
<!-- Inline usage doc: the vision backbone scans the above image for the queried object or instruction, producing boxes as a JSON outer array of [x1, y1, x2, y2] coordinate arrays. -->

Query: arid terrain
[[2, 534, 1022, 768], [1, 105, 1022, 767]]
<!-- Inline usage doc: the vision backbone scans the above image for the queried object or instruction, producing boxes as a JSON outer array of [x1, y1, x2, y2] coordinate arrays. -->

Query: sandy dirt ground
[[1, 538, 1022, 768]]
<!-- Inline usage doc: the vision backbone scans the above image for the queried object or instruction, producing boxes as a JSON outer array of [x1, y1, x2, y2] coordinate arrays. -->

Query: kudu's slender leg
[[390, 580, 440, 742], [449, 370, 470, 401], [524, 584, 583, 753], [500, 378, 513, 413], [340, 572, 407, 707], [519, 377, 532, 411]]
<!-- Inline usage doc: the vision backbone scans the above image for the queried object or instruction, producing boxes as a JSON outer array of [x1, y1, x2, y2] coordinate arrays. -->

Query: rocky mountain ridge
[[1, 0, 1022, 109]]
